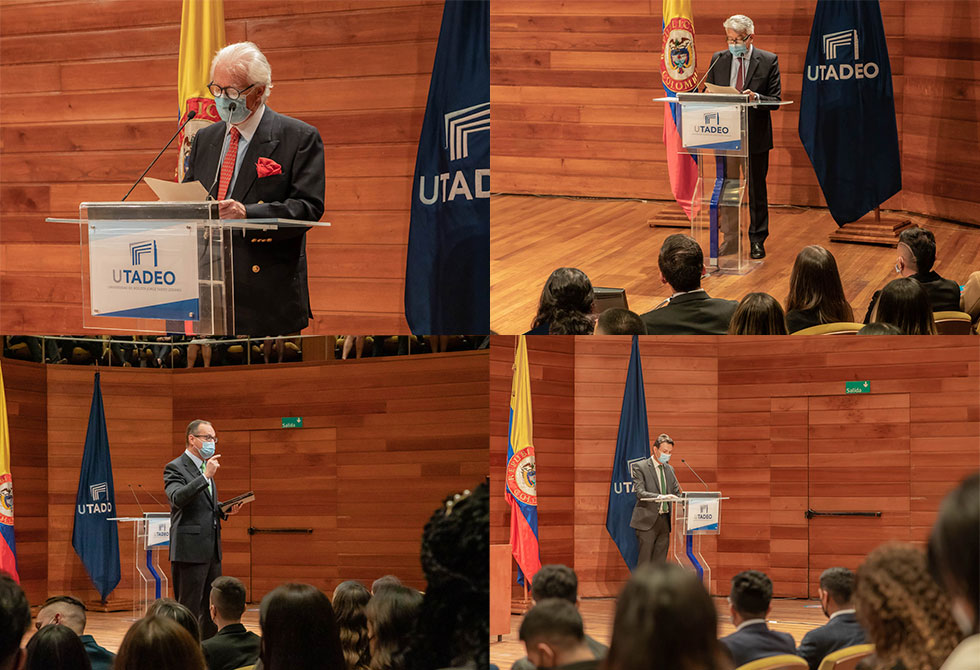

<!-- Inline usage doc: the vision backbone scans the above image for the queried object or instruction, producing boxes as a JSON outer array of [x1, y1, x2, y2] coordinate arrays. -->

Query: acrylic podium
[[108, 512, 171, 618], [643, 491, 724, 592], [46, 202, 331, 335]]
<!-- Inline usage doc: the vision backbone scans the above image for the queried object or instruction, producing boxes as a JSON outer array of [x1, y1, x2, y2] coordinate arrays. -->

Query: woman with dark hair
[[872, 277, 937, 334], [785, 245, 854, 332], [528, 268, 595, 335], [115, 615, 206, 670], [25, 625, 91, 670], [365, 585, 423, 670], [146, 597, 201, 641], [728, 293, 788, 335], [333, 580, 372, 670], [259, 582, 345, 670], [854, 543, 962, 670]]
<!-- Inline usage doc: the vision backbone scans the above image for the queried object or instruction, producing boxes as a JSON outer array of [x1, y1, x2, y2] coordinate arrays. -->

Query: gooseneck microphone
[[138, 483, 167, 509], [121, 110, 197, 201], [693, 54, 723, 92], [128, 483, 146, 515], [680, 458, 710, 491]]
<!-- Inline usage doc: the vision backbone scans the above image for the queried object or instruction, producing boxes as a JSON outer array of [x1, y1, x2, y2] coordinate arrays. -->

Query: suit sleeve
[[164, 462, 209, 510], [632, 462, 653, 501], [758, 53, 782, 106], [244, 125, 325, 225], [797, 630, 823, 670]]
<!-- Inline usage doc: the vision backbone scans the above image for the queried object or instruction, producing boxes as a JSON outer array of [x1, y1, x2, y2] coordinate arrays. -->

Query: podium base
[[83, 598, 130, 613], [648, 203, 691, 229], [829, 210, 913, 246]]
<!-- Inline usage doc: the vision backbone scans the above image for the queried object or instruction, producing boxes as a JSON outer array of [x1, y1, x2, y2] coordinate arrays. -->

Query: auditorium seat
[[817, 644, 874, 670], [737, 654, 808, 670], [933, 311, 973, 335], [792, 322, 863, 335], [232, 666, 255, 670]]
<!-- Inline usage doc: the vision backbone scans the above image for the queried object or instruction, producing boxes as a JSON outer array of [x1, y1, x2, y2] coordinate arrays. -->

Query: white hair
[[723, 14, 755, 37], [210, 41, 273, 103]]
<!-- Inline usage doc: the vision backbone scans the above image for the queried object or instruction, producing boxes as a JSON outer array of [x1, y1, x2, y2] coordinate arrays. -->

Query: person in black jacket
[[785, 246, 854, 333], [798, 568, 868, 670], [719, 570, 796, 667], [202, 576, 260, 670]]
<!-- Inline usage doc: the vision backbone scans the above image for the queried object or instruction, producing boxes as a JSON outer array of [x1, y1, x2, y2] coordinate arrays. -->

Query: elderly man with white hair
[[705, 14, 782, 260], [183, 41, 325, 337]]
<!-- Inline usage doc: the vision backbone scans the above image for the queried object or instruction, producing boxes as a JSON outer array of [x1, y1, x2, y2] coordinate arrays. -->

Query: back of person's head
[[332, 580, 372, 670], [819, 567, 856, 607], [858, 322, 903, 335], [259, 582, 345, 670], [728, 293, 788, 335], [210, 576, 247, 623], [0, 572, 31, 670], [928, 472, 980, 636], [531, 564, 578, 604], [658, 234, 704, 293], [36, 596, 87, 636], [873, 277, 937, 335], [365, 585, 423, 670], [898, 226, 937, 273], [595, 308, 646, 335], [730, 570, 773, 619], [786, 245, 854, 323], [146, 598, 200, 641], [855, 543, 961, 670], [518, 598, 585, 668], [532, 268, 595, 330], [606, 563, 722, 670], [115, 615, 206, 670], [371, 575, 402, 595], [549, 312, 595, 335], [25, 625, 90, 670]]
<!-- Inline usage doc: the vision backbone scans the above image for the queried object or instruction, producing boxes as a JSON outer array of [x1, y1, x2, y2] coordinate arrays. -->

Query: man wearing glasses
[[183, 41, 325, 337], [704, 15, 782, 260], [164, 419, 243, 639]]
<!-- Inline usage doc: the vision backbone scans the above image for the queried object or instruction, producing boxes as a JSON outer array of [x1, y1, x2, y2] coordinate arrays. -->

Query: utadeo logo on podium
[[112, 240, 177, 286], [807, 28, 880, 81]]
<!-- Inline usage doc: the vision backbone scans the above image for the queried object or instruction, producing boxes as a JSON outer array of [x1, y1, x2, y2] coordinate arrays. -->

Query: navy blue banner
[[604, 336, 651, 572], [404, 0, 489, 334], [799, 0, 901, 226], [72, 372, 120, 600]]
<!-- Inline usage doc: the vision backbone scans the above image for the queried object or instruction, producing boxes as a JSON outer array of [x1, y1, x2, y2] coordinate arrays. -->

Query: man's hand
[[204, 454, 221, 479], [227, 502, 244, 516], [742, 89, 759, 101], [218, 199, 246, 219]]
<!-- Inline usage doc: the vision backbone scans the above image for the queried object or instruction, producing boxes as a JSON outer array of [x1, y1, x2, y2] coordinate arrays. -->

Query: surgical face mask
[[214, 95, 252, 125], [658, 453, 671, 464], [200, 441, 216, 459], [729, 43, 748, 57]]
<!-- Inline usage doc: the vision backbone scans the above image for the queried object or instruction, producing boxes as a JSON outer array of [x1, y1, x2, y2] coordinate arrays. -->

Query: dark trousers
[[748, 150, 770, 244], [172, 559, 221, 639], [635, 513, 671, 565]]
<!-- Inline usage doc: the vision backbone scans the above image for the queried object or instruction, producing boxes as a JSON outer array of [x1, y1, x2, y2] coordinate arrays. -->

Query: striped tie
[[217, 127, 241, 200]]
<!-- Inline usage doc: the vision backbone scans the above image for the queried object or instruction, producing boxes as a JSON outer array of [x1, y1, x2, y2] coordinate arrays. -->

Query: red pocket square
[[256, 157, 282, 178]]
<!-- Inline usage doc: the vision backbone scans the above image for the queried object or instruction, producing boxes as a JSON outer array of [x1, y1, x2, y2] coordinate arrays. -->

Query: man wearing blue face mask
[[629, 434, 683, 565], [164, 419, 243, 639]]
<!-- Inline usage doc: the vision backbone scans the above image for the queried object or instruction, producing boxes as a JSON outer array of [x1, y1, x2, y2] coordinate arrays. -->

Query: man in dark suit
[[720, 570, 797, 667], [165, 420, 243, 639], [183, 42, 325, 336], [202, 576, 260, 670], [630, 434, 683, 565], [34, 596, 115, 670], [706, 14, 782, 260], [798, 568, 868, 670], [640, 234, 738, 334], [863, 226, 962, 322], [519, 599, 602, 670]]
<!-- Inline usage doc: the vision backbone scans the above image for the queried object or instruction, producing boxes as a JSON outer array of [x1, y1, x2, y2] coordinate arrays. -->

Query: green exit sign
[[281, 417, 304, 428], [845, 381, 870, 394]]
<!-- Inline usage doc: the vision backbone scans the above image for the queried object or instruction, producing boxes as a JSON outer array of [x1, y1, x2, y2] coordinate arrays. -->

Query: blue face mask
[[729, 43, 748, 57], [658, 453, 671, 464], [214, 95, 252, 125], [200, 441, 216, 460]]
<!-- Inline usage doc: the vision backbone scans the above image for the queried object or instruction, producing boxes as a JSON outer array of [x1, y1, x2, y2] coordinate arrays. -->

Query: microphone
[[138, 483, 167, 509], [121, 110, 197, 202], [693, 55, 723, 92], [680, 458, 710, 491], [128, 483, 146, 516]]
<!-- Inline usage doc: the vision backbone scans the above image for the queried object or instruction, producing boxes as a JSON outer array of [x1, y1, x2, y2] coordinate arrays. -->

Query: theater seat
[[736, 654, 808, 670], [792, 322, 863, 335], [232, 666, 255, 670], [933, 311, 973, 335], [817, 644, 874, 670]]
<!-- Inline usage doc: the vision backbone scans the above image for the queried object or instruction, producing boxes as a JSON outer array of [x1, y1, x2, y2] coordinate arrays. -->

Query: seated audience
[[961, 271, 980, 328], [519, 599, 600, 670], [550, 312, 596, 335], [863, 226, 961, 323], [115, 615, 206, 670], [641, 234, 737, 335], [857, 323, 902, 335], [371, 575, 402, 596], [34, 595, 113, 670], [605, 563, 728, 670], [728, 293, 788, 335], [797, 568, 868, 670], [928, 473, 979, 670], [528, 268, 595, 335], [854, 544, 961, 670], [146, 598, 201, 641], [595, 308, 646, 335], [25, 625, 90, 670], [201, 576, 260, 670], [259, 582, 345, 670], [785, 245, 854, 332], [333, 580, 372, 670], [719, 570, 796, 666], [871, 278, 938, 334], [365, 585, 423, 670], [0, 571, 30, 670]]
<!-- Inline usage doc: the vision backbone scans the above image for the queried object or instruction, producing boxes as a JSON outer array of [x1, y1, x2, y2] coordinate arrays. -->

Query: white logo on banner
[[444, 102, 490, 161], [808, 28, 879, 81], [89, 482, 108, 501], [823, 29, 859, 60]]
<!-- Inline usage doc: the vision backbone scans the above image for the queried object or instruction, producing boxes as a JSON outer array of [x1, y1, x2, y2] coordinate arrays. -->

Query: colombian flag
[[506, 336, 541, 585], [0, 363, 18, 581], [661, 0, 699, 220]]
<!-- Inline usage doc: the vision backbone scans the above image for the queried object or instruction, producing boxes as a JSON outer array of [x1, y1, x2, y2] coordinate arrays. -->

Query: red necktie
[[217, 127, 241, 200], [736, 57, 744, 91]]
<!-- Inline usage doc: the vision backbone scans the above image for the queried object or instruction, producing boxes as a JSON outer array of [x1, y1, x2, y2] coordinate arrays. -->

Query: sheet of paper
[[705, 82, 743, 95], [144, 176, 210, 202]]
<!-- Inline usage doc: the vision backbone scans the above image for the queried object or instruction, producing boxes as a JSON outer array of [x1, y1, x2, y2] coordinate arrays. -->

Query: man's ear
[[660, 271, 668, 285]]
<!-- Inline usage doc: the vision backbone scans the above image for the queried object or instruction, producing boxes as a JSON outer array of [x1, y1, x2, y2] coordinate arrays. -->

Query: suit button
[[252, 265, 260, 273]]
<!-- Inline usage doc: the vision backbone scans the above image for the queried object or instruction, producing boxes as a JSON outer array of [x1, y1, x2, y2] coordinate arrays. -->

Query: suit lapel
[[199, 127, 225, 196], [712, 52, 732, 86], [231, 108, 281, 203], [181, 453, 213, 502], [744, 49, 762, 91]]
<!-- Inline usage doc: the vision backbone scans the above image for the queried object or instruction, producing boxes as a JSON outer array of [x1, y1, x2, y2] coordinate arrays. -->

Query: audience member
[[24, 625, 90, 670], [333, 580, 372, 670], [871, 277, 938, 334], [115, 615, 206, 670], [549, 312, 596, 335], [595, 308, 646, 335], [1, 571, 31, 670], [640, 234, 737, 335], [719, 570, 796, 666], [519, 599, 600, 670], [961, 272, 980, 329], [372, 575, 402, 595], [146, 598, 201, 641], [528, 268, 595, 335], [863, 227, 961, 323], [857, 323, 903, 335], [258, 582, 345, 670], [201, 576, 260, 670], [785, 245, 854, 332], [365, 585, 423, 670], [854, 544, 961, 670], [728, 293, 788, 335], [34, 596, 113, 670], [797, 568, 868, 670], [605, 563, 729, 670]]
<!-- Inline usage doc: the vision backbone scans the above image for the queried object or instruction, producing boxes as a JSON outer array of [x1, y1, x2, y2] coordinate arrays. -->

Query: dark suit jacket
[[862, 271, 962, 323], [184, 107, 325, 336], [80, 635, 115, 670], [798, 612, 869, 670], [641, 291, 738, 335], [720, 622, 797, 668], [706, 48, 782, 153], [630, 458, 682, 531], [786, 307, 823, 333], [202, 623, 261, 670], [511, 634, 607, 670], [164, 452, 227, 564]]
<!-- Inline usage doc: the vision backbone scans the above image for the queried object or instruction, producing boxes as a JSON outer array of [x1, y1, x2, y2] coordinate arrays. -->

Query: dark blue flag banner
[[72, 372, 120, 600], [799, 0, 901, 226], [605, 336, 652, 572], [405, 0, 489, 335]]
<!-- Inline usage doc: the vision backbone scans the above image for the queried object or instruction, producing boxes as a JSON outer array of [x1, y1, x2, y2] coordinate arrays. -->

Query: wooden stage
[[491, 596, 829, 668], [490, 194, 980, 334]]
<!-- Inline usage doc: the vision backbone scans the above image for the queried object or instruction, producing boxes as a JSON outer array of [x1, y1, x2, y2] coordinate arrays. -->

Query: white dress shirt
[[729, 45, 754, 90]]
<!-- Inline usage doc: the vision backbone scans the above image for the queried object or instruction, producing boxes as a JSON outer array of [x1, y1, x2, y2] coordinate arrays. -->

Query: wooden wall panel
[[0, 0, 445, 334]]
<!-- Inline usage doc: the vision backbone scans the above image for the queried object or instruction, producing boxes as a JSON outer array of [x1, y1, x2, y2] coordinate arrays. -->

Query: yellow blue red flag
[[660, 0, 699, 220], [0, 362, 18, 581], [506, 336, 541, 585]]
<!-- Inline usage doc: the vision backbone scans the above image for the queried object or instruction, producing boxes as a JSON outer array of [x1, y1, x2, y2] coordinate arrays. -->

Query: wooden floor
[[491, 596, 828, 668], [490, 194, 980, 334]]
